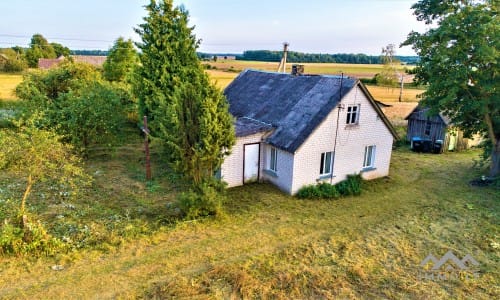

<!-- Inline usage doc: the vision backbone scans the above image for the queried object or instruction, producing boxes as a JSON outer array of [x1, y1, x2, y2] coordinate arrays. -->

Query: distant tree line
[[197, 50, 419, 65], [70, 49, 109, 56]]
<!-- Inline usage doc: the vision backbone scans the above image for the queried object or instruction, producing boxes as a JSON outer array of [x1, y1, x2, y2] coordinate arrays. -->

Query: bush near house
[[297, 174, 363, 199]]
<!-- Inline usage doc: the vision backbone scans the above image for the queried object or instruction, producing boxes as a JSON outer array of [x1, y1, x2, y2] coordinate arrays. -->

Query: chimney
[[291, 64, 304, 76]]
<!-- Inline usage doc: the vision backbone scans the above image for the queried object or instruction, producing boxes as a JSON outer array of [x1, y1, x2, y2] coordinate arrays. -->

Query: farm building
[[220, 68, 398, 195], [38, 55, 107, 69], [405, 105, 482, 152], [38, 56, 65, 69]]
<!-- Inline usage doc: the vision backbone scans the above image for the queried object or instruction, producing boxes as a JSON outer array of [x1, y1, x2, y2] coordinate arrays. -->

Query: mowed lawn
[[0, 147, 498, 298], [0, 73, 22, 100]]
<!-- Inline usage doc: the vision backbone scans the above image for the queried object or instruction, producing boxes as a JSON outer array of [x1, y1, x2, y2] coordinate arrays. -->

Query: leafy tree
[[25, 34, 57, 68], [103, 37, 138, 82], [403, 0, 499, 176], [133, 0, 201, 135], [0, 118, 89, 222], [54, 82, 126, 151], [15, 62, 126, 153], [0, 118, 89, 255], [50, 42, 71, 57], [376, 44, 399, 87], [0, 48, 27, 72]]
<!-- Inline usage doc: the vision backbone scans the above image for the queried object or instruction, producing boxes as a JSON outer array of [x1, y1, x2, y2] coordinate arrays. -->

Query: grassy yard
[[0, 140, 498, 298], [0, 73, 22, 100]]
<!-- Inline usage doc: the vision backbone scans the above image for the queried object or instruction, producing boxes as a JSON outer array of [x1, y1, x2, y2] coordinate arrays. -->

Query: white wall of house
[[260, 144, 295, 194], [290, 84, 394, 194], [220, 132, 266, 187]]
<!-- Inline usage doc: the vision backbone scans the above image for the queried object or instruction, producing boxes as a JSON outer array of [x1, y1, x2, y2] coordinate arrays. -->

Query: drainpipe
[[330, 73, 344, 184]]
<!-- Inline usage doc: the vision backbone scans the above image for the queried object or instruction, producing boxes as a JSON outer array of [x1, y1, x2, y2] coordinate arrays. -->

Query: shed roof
[[71, 55, 107, 67], [225, 69, 397, 153], [404, 105, 451, 125]]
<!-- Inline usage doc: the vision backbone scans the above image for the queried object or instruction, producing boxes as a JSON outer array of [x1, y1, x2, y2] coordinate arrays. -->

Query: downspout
[[330, 73, 344, 184]]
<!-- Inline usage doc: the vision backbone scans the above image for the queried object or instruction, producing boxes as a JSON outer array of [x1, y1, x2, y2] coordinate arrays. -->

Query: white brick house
[[220, 69, 398, 195]]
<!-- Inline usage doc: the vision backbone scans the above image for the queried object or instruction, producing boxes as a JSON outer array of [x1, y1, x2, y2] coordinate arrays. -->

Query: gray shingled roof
[[224, 69, 357, 153], [234, 117, 273, 137]]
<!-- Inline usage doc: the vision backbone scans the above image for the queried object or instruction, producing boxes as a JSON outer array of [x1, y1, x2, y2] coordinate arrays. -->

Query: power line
[[0, 33, 115, 43]]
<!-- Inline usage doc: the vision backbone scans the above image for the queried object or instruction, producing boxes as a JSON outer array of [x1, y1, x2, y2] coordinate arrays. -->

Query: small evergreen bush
[[176, 179, 226, 219]]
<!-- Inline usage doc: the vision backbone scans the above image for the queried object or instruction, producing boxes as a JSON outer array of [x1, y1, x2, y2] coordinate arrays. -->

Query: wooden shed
[[405, 105, 481, 152]]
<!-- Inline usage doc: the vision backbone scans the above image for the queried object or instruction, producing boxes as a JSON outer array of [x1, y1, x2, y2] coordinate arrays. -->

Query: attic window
[[346, 105, 360, 125]]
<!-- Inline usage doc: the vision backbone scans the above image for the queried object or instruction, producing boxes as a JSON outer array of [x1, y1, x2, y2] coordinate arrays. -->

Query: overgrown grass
[[0, 146, 498, 298]]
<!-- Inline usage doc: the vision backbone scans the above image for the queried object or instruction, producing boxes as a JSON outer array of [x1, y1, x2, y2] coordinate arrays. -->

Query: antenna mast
[[277, 42, 289, 73]]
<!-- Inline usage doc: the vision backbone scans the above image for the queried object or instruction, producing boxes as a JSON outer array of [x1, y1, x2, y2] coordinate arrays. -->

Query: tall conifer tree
[[133, 0, 235, 185]]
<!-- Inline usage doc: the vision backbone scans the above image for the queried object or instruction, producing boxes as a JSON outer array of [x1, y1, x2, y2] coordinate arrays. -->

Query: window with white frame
[[269, 147, 278, 172], [346, 105, 360, 125], [363, 145, 376, 168], [320, 151, 333, 175]]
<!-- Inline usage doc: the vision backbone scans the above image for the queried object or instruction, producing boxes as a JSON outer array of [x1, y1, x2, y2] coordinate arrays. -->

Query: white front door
[[244, 143, 260, 183]]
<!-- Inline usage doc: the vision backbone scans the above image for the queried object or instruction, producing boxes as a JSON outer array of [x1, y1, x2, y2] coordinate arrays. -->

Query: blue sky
[[0, 0, 428, 55]]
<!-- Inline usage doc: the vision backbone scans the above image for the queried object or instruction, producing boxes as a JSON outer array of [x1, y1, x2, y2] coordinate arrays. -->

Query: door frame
[[242, 142, 261, 184]]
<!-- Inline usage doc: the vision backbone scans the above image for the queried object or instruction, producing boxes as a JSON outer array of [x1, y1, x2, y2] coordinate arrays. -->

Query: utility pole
[[331, 73, 344, 184], [142, 116, 152, 181], [277, 42, 289, 73], [398, 73, 404, 102]]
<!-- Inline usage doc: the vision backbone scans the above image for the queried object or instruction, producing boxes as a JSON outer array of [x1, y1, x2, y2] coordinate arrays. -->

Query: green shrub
[[336, 174, 362, 196], [296, 183, 340, 199], [176, 180, 225, 219], [0, 218, 66, 257], [297, 174, 362, 199]]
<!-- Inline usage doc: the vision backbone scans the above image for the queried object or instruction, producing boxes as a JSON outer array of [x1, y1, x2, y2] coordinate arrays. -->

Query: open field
[[0, 73, 22, 100], [0, 144, 498, 298], [205, 60, 424, 103], [205, 60, 413, 80]]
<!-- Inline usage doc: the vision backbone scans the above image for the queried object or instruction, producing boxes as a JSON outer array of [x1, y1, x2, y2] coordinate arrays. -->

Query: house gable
[[290, 83, 395, 194]]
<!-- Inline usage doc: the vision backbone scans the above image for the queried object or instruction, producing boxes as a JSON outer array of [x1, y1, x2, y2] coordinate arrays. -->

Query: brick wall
[[220, 132, 266, 187], [291, 84, 394, 194]]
